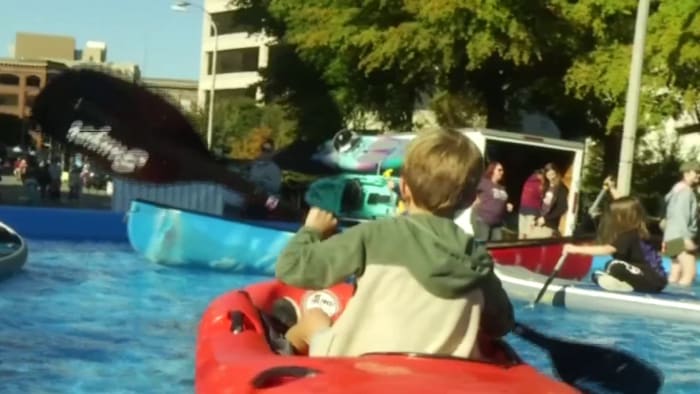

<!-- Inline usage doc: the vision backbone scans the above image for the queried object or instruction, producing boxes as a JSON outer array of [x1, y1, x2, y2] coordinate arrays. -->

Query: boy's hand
[[536, 217, 545, 226], [684, 238, 697, 252], [602, 176, 615, 189], [305, 207, 338, 238]]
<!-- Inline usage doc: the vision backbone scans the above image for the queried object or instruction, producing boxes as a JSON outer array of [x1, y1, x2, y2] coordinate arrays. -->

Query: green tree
[[223, 1, 346, 140], [186, 96, 297, 158], [259, 45, 344, 141], [231, 0, 618, 134], [255, 0, 572, 129], [230, 0, 700, 148], [563, 1, 700, 150]]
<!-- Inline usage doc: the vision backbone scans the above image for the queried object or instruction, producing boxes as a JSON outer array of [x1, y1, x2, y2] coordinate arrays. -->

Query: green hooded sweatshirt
[[276, 213, 514, 357]]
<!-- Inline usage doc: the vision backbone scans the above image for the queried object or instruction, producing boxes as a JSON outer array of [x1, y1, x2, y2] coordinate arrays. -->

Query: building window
[[210, 10, 256, 36], [26, 75, 41, 87], [204, 88, 256, 108], [207, 48, 259, 75], [218, 87, 257, 100], [0, 94, 19, 106], [0, 74, 20, 86]]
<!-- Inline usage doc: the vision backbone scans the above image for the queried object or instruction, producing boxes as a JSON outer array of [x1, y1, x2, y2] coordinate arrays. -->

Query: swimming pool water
[[1, 240, 698, 393]]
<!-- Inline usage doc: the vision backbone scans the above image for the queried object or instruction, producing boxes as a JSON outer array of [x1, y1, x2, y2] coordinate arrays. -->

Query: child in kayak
[[564, 195, 667, 293], [275, 128, 514, 358]]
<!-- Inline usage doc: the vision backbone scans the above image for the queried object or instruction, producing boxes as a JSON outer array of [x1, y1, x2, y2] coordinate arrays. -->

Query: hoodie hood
[[666, 181, 690, 201], [372, 214, 494, 299]]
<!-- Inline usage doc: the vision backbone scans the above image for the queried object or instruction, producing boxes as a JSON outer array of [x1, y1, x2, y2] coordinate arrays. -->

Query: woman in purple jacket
[[472, 162, 513, 241]]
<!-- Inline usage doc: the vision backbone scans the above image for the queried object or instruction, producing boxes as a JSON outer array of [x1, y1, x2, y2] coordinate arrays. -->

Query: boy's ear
[[399, 177, 411, 203], [461, 178, 478, 209]]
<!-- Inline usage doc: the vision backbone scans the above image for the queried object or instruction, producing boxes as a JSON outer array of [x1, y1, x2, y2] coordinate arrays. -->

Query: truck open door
[[456, 128, 585, 238]]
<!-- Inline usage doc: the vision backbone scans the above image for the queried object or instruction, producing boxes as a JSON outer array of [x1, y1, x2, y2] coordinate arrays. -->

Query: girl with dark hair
[[564, 196, 667, 293], [533, 163, 568, 238], [472, 161, 513, 241]]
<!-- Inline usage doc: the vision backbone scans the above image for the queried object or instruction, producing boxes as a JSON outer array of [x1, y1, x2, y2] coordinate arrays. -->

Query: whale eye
[[333, 129, 359, 153]]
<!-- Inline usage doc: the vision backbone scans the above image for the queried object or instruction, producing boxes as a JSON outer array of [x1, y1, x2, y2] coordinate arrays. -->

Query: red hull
[[488, 238, 593, 280], [195, 280, 579, 394]]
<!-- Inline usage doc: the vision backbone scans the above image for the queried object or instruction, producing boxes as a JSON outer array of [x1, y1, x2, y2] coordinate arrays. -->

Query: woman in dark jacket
[[533, 163, 568, 238]]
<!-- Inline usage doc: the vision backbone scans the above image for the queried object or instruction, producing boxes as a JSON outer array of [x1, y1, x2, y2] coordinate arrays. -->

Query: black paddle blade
[[514, 323, 663, 394]]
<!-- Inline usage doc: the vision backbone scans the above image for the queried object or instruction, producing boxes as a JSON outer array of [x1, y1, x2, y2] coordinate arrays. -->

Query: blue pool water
[[1, 240, 699, 393]]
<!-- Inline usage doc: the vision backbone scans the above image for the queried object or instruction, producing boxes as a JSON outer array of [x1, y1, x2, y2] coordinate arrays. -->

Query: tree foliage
[[186, 96, 297, 159], [228, 0, 700, 148], [564, 0, 700, 131]]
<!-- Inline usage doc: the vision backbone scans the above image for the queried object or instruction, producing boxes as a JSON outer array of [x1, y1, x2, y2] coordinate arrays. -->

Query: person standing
[[37, 161, 51, 200], [662, 161, 700, 286], [518, 169, 545, 239], [23, 157, 40, 205], [242, 139, 284, 220], [532, 163, 568, 238], [471, 162, 513, 241], [249, 139, 282, 196], [48, 159, 62, 201]]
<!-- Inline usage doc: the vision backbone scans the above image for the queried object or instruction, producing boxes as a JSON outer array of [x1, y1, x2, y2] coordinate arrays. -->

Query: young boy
[[275, 128, 514, 358]]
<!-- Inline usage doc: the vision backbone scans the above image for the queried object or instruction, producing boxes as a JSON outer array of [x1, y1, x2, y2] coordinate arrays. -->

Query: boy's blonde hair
[[403, 128, 483, 215]]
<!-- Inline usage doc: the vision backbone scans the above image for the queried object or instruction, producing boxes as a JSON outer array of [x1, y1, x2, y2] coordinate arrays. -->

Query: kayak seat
[[340, 179, 364, 212], [228, 292, 296, 356]]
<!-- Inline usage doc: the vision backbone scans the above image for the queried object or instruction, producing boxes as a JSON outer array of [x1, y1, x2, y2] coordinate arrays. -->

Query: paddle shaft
[[587, 188, 607, 218], [531, 253, 568, 305]]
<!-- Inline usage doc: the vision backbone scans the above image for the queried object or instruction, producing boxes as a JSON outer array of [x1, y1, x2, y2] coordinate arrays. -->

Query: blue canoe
[[127, 199, 299, 275], [128, 199, 697, 284]]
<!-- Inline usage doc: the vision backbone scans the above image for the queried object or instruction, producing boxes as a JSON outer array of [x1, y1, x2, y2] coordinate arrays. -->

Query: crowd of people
[[469, 161, 569, 242], [469, 157, 700, 292], [12, 155, 93, 204]]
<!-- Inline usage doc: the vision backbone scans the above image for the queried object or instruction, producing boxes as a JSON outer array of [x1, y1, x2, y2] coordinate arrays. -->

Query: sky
[[1, 0, 203, 79]]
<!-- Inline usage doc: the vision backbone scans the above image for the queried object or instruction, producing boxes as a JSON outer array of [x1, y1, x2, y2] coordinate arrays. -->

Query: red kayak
[[195, 280, 579, 394], [488, 237, 594, 280]]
